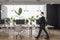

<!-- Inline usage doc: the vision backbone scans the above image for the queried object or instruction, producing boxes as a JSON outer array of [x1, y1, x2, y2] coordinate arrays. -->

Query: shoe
[[35, 38, 39, 40], [45, 37, 49, 39], [35, 37, 38, 40], [35, 38, 38, 40]]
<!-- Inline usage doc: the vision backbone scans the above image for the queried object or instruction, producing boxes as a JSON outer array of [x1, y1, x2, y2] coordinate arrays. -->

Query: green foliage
[[15, 8, 22, 16], [6, 17, 15, 23], [13, 19, 16, 22], [25, 15, 39, 25], [6, 18, 10, 23], [36, 15, 39, 17], [29, 16, 35, 22], [25, 19, 29, 24], [18, 8, 22, 15], [28, 16, 35, 25]]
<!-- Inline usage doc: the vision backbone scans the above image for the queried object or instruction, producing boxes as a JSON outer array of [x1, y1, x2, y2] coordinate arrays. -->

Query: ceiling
[[0, 0, 60, 5]]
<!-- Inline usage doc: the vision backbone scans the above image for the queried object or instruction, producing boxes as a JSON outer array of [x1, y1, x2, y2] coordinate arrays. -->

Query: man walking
[[35, 12, 49, 39]]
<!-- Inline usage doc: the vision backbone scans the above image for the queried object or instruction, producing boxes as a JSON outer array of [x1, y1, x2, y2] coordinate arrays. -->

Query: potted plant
[[27, 15, 39, 25], [25, 19, 29, 24], [6, 17, 16, 26]]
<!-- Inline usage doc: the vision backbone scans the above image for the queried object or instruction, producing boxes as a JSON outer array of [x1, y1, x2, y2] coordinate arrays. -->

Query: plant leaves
[[25, 19, 29, 24], [14, 8, 22, 16], [18, 13, 20, 16], [14, 11, 18, 14], [36, 15, 39, 17], [18, 8, 22, 15]]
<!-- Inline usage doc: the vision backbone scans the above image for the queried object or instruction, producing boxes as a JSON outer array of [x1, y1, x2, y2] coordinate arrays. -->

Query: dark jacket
[[39, 16, 46, 28]]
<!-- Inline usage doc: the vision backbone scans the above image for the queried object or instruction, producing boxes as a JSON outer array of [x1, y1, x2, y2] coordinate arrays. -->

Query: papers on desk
[[0, 24, 14, 27], [46, 25, 54, 27], [0, 24, 40, 28], [46, 25, 54, 29], [0, 25, 4, 27], [22, 24, 40, 27]]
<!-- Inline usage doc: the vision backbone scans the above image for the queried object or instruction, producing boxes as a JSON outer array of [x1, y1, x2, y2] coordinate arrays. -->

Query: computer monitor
[[16, 19, 25, 24], [0, 20, 4, 24]]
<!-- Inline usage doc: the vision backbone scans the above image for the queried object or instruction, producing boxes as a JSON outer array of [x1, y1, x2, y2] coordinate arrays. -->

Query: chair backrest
[[36, 19, 40, 24], [14, 25, 23, 32]]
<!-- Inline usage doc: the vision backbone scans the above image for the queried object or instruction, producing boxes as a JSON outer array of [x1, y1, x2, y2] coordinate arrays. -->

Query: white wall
[[1, 5, 46, 19], [1, 5, 8, 19]]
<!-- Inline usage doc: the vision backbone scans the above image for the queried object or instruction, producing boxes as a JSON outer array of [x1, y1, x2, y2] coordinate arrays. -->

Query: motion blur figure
[[35, 12, 49, 40]]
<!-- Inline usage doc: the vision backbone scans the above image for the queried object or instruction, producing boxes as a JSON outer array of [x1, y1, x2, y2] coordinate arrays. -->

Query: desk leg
[[29, 27, 32, 37]]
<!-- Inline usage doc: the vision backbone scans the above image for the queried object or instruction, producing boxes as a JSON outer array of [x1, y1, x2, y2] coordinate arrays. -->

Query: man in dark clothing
[[36, 12, 49, 39]]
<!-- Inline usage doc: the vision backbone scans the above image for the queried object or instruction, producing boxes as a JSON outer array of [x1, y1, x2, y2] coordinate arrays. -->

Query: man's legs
[[43, 28, 49, 38], [36, 28, 42, 39]]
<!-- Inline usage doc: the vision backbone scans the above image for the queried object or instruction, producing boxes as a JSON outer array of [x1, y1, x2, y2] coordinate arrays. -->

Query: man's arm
[[43, 17, 47, 26]]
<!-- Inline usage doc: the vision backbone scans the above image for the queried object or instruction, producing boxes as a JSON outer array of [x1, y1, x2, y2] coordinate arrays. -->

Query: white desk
[[22, 24, 40, 37], [0, 24, 54, 37], [0, 24, 40, 37], [46, 25, 54, 35]]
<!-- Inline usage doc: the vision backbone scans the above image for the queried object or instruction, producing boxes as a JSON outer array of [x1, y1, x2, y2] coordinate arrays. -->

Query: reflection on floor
[[0, 29, 60, 40]]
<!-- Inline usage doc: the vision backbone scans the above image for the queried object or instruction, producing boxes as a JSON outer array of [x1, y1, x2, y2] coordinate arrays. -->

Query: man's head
[[40, 12, 44, 16]]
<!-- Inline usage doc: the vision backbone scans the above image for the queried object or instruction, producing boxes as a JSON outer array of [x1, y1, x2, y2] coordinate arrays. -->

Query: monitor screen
[[16, 19, 25, 24], [0, 20, 4, 24]]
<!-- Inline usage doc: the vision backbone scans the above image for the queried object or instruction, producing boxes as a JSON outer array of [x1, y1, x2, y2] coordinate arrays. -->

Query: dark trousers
[[36, 26, 49, 39]]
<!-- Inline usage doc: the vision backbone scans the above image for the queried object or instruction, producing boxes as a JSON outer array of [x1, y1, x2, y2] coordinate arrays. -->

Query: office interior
[[0, 0, 60, 40]]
